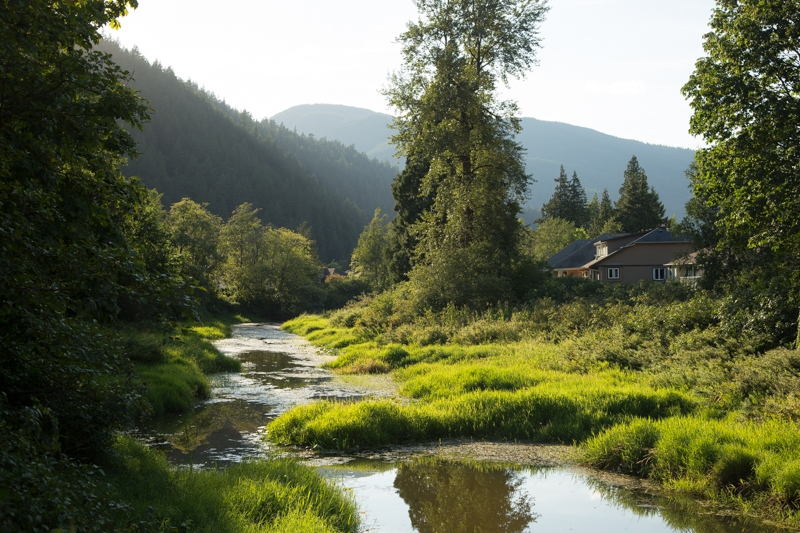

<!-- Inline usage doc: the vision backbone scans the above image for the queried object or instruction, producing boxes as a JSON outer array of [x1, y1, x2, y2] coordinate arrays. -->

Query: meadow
[[270, 283, 800, 525]]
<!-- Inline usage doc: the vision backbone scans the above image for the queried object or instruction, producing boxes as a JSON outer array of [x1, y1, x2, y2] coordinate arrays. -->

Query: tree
[[586, 189, 619, 237], [528, 218, 588, 262], [351, 208, 393, 291], [386, 0, 549, 308], [167, 198, 223, 295], [387, 158, 435, 283], [218, 203, 264, 304], [614, 156, 666, 233], [540, 166, 588, 227], [0, 0, 154, 455], [568, 171, 589, 228], [683, 0, 800, 346], [261, 227, 322, 315]]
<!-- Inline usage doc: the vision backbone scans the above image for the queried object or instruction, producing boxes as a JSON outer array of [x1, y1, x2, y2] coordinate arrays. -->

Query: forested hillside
[[98, 40, 398, 262], [272, 104, 696, 219]]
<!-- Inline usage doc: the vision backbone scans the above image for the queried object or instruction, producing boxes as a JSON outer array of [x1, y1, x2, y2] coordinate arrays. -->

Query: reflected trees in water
[[393, 459, 537, 533]]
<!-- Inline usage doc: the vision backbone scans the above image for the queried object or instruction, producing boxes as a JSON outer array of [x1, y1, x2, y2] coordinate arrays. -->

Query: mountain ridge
[[272, 104, 696, 220]]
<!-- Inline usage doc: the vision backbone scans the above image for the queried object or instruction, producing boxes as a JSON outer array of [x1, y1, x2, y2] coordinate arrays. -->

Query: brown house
[[548, 228, 694, 284]]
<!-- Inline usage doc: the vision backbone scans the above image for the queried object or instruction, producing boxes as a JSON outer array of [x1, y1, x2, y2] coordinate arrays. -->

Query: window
[[607, 267, 620, 280], [653, 267, 666, 281], [597, 244, 608, 258]]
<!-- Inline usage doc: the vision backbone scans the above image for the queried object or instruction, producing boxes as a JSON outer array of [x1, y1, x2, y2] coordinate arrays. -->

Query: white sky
[[108, 0, 716, 149]]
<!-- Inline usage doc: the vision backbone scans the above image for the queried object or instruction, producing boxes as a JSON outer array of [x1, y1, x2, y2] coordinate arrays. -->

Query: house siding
[[594, 242, 691, 284]]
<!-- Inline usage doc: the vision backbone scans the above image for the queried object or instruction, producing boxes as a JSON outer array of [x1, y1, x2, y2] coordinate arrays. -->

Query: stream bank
[[136, 323, 785, 533]]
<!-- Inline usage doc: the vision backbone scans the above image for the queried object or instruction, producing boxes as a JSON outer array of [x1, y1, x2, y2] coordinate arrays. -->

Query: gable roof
[[547, 233, 613, 270]]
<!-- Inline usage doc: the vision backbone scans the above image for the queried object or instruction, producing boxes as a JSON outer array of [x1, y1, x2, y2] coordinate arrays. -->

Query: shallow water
[[138, 323, 782, 533], [325, 459, 781, 533]]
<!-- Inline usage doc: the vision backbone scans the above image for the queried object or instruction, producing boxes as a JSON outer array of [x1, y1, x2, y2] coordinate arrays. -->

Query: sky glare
[[109, 0, 716, 149]]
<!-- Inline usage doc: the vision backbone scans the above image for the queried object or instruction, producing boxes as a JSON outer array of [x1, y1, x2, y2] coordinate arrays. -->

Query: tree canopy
[[683, 0, 800, 345], [683, 0, 800, 256], [386, 0, 549, 308]]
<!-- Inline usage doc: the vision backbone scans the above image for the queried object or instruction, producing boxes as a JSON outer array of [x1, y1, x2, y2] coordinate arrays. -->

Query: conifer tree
[[539, 165, 571, 222], [568, 171, 589, 228], [540, 166, 588, 228], [615, 156, 666, 233]]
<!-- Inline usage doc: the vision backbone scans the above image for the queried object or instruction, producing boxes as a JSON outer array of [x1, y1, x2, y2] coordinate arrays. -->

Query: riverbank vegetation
[[271, 279, 800, 524]]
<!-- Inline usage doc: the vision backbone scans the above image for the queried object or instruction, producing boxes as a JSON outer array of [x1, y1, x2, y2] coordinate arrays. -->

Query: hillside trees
[[683, 0, 800, 345], [387, 0, 549, 308]]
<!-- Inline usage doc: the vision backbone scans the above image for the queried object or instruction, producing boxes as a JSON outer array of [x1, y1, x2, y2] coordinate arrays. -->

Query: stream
[[137, 323, 783, 533]]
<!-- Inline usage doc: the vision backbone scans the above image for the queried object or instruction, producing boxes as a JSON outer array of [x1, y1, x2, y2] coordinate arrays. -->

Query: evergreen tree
[[539, 165, 571, 222], [387, 158, 434, 282], [568, 171, 589, 228], [539, 166, 588, 228], [587, 189, 619, 237], [615, 156, 666, 233]]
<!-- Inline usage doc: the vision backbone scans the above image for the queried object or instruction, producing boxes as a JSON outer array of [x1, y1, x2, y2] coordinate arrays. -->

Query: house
[[546, 233, 613, 278], [547, 228, 695, 284], [665, 251, 704, 286]]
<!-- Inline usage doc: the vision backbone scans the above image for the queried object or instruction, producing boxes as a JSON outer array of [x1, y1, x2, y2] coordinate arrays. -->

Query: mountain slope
[[98, 41, 397, 262], [272, 104, 696, 219]]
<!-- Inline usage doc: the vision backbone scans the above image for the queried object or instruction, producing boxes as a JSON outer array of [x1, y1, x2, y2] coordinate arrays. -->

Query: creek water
[[137, 323, 782, 533]]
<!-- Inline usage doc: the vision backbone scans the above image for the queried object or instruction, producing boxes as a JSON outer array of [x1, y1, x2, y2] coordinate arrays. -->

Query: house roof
[[547, 233, 613, 270], [665, 250, 700, 266], [583, 228, 690, 269]]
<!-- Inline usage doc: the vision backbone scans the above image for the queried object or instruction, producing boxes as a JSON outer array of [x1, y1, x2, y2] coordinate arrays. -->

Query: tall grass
[[121, 319, 242, 416], [582, 417, 800, 523], [107, 437, 359, 533]]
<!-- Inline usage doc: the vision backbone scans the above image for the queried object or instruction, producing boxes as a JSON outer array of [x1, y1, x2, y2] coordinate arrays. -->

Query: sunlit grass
[[268, 384, 694, 449], [275, 303, 800, 525], [582, 416, 800, 523], [107, 437, 359, 533], [124, 317, 242, 416]]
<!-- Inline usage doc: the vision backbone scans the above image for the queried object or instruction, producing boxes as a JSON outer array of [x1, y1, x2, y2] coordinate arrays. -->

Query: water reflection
[[136, 324, 365, 466], [324, 459, 785, 533], [394, 458, 537, 533]]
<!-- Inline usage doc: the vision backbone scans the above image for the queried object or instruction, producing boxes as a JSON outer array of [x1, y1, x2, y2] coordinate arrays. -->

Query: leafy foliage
[[682, 0, 800, 344], [350, 208, 392, 291], [386, 0, 549, 309]]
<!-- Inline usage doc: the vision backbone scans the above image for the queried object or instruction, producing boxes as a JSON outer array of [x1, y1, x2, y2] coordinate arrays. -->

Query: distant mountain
[[97, 41, 398, 262], [272, 104, 696, 221]]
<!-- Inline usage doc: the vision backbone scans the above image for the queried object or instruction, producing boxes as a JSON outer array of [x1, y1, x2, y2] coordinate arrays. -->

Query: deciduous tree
[[386, 0, 549, 308], [682, 0, 800, 344]]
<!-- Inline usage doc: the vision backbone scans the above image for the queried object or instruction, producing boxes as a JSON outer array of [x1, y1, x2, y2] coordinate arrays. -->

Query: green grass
[[582, 417, 800, 523], [122, 315, 245, 416], [270, 298, 800, 526], [106, 437, 359, 533]]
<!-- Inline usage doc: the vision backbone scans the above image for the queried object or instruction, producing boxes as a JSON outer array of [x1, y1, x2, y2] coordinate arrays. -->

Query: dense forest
[[96, 39, 398, 263]]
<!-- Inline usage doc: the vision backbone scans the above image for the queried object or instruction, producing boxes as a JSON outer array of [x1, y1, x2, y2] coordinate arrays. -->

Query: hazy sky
[[108, 0, 716, 149]]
